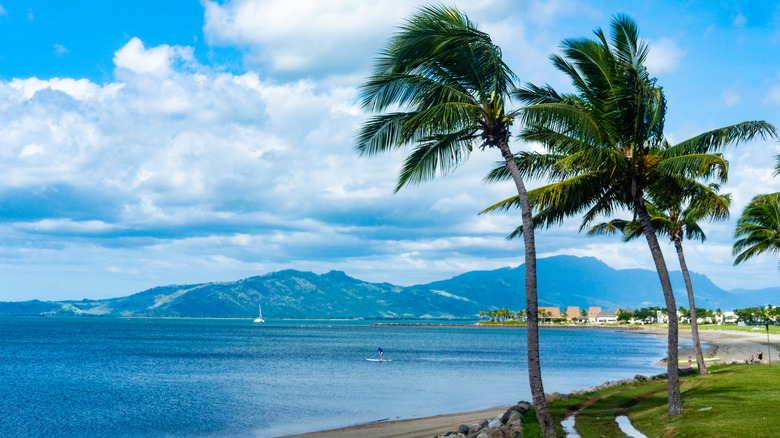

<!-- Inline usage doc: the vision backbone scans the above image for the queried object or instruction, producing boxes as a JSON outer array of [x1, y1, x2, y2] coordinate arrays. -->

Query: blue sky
[[1, 0, 779, 302]]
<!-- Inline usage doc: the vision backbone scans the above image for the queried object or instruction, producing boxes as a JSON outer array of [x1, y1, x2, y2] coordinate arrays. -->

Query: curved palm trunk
[[498, 141, 556, 438], [674, 239, 708, 374], [636, 201, 683, 416]]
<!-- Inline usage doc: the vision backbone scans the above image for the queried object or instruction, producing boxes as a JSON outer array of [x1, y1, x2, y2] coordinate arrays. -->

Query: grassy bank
[[521, 364, 779, 437]]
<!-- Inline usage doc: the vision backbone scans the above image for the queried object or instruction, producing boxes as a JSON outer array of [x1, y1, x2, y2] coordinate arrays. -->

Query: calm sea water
[[0, 317, 669, 437]]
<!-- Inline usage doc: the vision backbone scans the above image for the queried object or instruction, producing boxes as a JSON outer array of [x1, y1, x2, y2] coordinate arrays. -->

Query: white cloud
[[113, 37, 194, 76], [646, 37, 684, 74], [8, 77, 116, 101], [202, 0, 422, 74]]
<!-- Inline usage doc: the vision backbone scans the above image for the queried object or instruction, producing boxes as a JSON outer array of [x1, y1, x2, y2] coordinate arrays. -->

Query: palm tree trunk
[[674, 239, 708, 374], [636, 200, 683, 416], [497, 141, 556, 438]]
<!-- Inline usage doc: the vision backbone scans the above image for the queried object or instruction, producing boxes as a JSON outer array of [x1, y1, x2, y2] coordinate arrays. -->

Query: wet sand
[[280, 327, 779, 438]]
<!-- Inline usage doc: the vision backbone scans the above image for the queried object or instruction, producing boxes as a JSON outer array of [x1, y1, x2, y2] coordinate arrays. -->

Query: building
[[596, 310, 618, 324], [587, 306, 602, 323], [538, 307, 561, 322], [565, 306, 580, 321]]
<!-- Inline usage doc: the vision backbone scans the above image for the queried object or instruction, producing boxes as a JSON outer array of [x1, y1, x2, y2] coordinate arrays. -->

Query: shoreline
[[280, 327, 780, 438]]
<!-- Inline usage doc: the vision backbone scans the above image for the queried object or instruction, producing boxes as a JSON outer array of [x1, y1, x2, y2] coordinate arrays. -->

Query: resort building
[[565, 306, 580, 321], [596, 310, 618, 324], [538, 307, 561, 322], [717, 311, 737, 325], [587, 306, 602, 323]]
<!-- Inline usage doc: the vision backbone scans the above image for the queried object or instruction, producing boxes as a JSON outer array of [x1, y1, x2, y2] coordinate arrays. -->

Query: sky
[[1, 0, 780, 302]]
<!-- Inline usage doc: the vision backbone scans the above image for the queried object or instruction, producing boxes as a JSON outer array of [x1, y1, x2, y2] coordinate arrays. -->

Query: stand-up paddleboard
[[678, 357, 720, 363], [365, 358, 392, 362]]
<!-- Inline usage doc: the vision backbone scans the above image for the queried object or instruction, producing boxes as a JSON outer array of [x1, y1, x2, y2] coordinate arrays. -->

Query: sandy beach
[[281, 327, 779, 438]]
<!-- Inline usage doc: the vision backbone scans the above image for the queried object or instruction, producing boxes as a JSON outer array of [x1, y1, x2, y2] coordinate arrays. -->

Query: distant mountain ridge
[[0, 256, 773, 318]]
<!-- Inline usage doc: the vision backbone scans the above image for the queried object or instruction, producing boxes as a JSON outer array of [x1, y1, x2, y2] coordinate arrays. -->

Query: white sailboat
[[253, 303, 265, 323]]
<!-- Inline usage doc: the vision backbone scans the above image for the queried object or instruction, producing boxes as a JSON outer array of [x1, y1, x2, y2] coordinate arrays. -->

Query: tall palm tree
[[355, 6, 556, 434], [588, 185, 731, 374], [482, 15, 775, 415]]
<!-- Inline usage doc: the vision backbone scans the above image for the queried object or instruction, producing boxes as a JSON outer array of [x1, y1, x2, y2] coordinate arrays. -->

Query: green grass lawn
[[521, 364, 780, 437]]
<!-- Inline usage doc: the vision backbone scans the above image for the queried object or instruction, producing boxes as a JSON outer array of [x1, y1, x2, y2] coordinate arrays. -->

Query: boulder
[[505, 410, 522, 426], [634, 374, 648, 382], [619, 378, 635, 386], [458, 424, 471, 434], [514, 401, 532, 413], [479, 419, 490, 429], [488, 417, 503, 429], [504, 425, 523, 438], [501, 409, 522, 425]]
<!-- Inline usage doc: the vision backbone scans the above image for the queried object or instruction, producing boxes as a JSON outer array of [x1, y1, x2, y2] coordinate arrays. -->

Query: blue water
[[0, 317, 667, 437]]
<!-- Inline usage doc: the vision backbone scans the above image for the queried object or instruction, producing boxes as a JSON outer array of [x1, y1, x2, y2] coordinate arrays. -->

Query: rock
[[500, 409, 513, 424], [513, 401, 532, 413], [479, 419, 490, 429], [505, 410, 522, 426], [488, 417, 503, 428], [458, 424, 471, 434], [505, 425, 523, 438], [634, 374, 648, 382], [619, 378, 635, 385], [497, 424, 523, 438]]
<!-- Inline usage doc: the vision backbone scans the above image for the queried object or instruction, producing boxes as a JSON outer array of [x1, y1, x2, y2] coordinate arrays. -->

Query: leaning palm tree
[[355, 6, 556, 434], [588, 185, 732, 374], [482, 15, 775, 415]]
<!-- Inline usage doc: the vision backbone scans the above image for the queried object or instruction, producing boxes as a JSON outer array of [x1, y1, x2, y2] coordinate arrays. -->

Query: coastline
[[280, 327, 780, 438]]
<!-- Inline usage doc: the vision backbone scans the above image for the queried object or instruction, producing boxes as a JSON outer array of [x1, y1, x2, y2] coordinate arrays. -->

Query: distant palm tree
[[481, 15, 775, 415], [356, 6, 555, 434], [588, 186, 730, 374], [734, 185, 780, 268]]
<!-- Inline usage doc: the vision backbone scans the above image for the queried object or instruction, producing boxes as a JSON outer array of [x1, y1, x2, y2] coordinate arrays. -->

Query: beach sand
[[281, 327, 780, 438]]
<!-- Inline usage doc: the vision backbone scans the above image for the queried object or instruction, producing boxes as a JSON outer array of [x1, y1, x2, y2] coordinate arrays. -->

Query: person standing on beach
[[688, 355, 692, 367], [758, 350, 763, 361]]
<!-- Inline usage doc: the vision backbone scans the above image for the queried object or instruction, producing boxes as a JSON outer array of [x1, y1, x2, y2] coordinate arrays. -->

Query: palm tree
[[482, 15, 775, 415], [588, 187, 731, 374], [734, 190, 780, 267], [355, 6, 555, 434]]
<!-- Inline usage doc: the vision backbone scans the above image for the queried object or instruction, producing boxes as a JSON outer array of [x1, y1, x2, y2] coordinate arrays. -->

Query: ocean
[[0, 317, 669, 437]]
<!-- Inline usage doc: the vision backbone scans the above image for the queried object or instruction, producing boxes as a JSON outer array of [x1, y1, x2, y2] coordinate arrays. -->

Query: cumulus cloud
[[201, 0, 420, 75], [645, 37, 684, 74], [113, 37, 195, 76]]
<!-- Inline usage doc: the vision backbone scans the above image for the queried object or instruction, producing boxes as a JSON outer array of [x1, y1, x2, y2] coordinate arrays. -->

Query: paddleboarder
[[377, 347, 383, 361]]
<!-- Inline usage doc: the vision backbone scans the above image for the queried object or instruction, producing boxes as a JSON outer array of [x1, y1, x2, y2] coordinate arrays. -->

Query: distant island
[[0, 256, 775, 318]]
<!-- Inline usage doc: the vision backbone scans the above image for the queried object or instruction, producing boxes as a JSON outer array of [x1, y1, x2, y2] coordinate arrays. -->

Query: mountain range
[[0, 256, 775, 318]]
